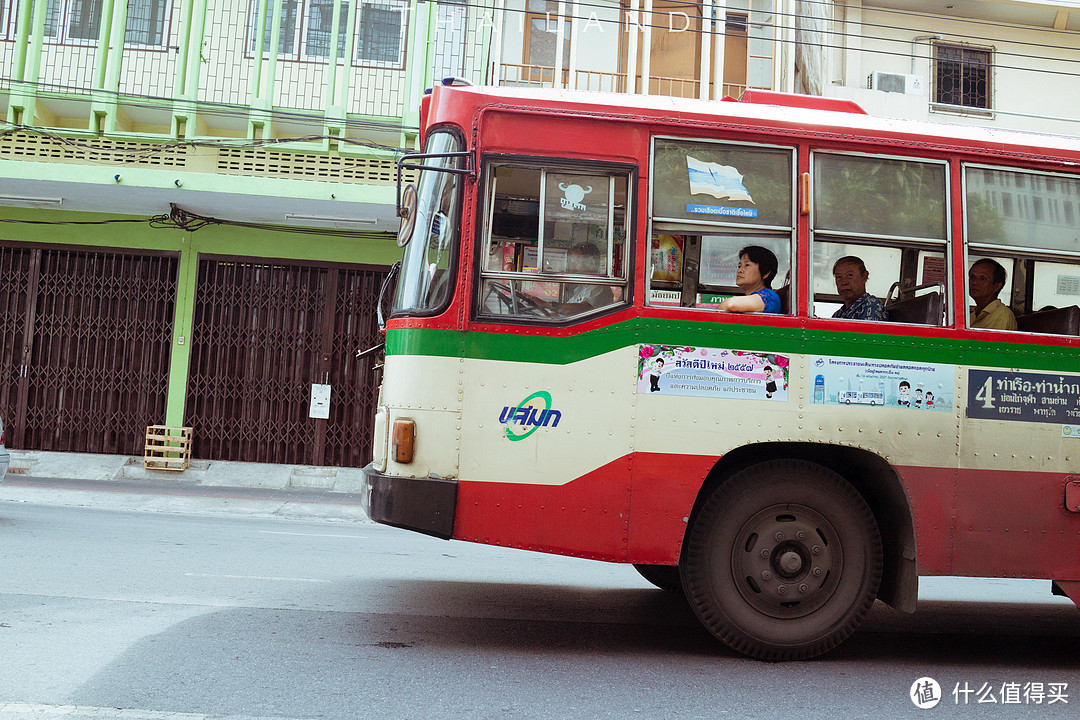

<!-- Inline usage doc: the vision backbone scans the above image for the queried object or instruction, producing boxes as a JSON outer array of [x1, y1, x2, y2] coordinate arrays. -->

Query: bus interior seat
[[886, 291, 943, 325], [1016, 305, 1080, 336], [777, 284, 791, 315]]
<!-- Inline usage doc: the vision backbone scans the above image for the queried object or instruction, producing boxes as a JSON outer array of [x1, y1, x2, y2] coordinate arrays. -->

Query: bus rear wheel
[[681, 460, 883, 660]]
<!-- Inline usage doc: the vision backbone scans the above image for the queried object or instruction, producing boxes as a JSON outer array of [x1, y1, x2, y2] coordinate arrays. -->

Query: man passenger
[[968, 258, 1017, 330], [831, 256, 887, 321]]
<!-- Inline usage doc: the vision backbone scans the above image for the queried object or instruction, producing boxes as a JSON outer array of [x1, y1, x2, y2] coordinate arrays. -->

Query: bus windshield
[[394, 130, 463, 314]]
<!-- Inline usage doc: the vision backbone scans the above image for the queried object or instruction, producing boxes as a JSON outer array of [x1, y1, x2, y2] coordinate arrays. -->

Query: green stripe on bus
[[385, 320, 1078, 372]]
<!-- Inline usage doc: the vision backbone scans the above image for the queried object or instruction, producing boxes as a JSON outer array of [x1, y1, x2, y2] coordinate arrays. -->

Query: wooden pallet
[[144, 425, 192, 471]]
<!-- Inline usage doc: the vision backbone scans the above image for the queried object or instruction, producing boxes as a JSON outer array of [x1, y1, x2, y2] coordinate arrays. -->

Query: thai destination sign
[[967, 369, 1080, 425], [809, 355, 954, 411], [637, 345, 789, 401]]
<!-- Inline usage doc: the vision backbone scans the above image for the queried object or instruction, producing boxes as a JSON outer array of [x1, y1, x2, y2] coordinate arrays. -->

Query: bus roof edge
[[737, 90, 868, 115]]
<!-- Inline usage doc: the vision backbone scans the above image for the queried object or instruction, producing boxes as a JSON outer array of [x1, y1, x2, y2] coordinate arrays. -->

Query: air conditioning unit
[[868, 71, 925, 96]]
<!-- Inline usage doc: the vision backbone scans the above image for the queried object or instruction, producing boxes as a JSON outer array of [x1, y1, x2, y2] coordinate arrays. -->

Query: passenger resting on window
[[831, 256, 887, 321], [969, 258, 1017, 330], [717, 245, 781, 314], [531, 242, 615, 316], [562, 242, 615, 308]]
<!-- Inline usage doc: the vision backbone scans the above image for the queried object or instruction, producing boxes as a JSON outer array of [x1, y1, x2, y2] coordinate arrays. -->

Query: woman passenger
[[717, 245, 781, 314]]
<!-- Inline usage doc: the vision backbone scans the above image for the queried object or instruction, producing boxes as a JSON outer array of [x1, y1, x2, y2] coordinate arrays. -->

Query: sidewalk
[[0, 449, 371, 521], [4, 449, 367, 492]]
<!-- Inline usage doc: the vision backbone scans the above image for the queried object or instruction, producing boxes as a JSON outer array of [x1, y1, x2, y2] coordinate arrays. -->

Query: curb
[[6, 450, 368, 494]]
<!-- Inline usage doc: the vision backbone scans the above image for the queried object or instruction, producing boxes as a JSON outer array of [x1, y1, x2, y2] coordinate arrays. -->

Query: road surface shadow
[[373, 578, 1080, 663], [64, 589, 1080, 719]]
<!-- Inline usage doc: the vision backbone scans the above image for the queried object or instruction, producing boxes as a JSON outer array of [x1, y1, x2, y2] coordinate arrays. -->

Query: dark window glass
[[67, 0, 103, 40], [814, 154, 947, 240], [935, 44, 990, 109], [357, 4, 402, 64], [652, 139, 793, 228], [126, 0, 168, 46], [967, 166, 1080, 253], [251, 0, 299, 56], [306, 0, 349, 57]]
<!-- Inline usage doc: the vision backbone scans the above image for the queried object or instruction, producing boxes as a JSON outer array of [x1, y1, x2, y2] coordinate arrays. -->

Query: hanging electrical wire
[[156, 204, 385, 238], [443, 0, 1080, 79], [1, 204, 386, 239], [0, 216, 165, 226], [0, 122, 410, 159], [4, 0, 1080, 160]]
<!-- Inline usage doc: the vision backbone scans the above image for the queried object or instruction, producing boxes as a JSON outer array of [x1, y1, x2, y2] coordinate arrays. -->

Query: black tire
[[681, 460, 882, 661], [633, 563, 684, 593]]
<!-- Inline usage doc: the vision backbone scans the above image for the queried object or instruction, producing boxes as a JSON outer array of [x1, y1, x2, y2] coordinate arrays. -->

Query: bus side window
[[965, 166, 1080, 335], [647, 138, 795, 314], [1016, 259, 1080, 336], [478, 164, 630, 322], [649, 233, 791, 314], [813, 152, 948, 325]]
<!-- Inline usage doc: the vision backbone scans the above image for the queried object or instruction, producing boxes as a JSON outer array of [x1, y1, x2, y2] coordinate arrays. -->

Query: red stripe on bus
[[454, 457, 1080, 579], [453, 453, 716, 564]]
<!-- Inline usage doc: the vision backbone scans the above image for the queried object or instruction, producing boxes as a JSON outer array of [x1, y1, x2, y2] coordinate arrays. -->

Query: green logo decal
[[499, 391, 562, 441]]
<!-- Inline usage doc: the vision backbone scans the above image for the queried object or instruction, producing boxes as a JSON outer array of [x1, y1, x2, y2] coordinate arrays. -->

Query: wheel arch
[[687, 442, 918, 613]]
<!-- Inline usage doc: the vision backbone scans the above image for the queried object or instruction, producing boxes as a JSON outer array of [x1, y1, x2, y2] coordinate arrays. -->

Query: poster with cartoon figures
[[809, 355, 954, 411], [637, 345, 789, 401]]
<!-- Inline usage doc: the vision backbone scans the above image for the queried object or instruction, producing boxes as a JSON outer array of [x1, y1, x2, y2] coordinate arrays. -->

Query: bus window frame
[[473, 153, 636, 326], [962, 162, 1080, 333], [646, 135, 798, 313], [391, 126, 470, 320], [809, 149, 952, 326]]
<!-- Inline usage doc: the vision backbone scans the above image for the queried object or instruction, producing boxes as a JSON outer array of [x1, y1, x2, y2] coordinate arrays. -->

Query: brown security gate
[[184, 257, 387, 467], [0, 243, 178, 453]]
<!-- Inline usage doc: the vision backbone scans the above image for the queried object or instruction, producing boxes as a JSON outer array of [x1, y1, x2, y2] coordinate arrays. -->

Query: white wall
[[829, 5, 1080, 135]]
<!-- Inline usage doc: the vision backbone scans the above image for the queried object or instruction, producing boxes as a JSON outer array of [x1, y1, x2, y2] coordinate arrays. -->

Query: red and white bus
[[362, 82, 1080, 660]]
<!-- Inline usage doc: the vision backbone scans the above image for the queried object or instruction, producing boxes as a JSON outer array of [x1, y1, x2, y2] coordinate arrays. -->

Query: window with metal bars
[[19, 0, 167, 46], [432, 0, 467, 81], [356, 2, 405, 66], [934, 43, 991, 110], [126, 0, 168, 46], [249, 0, 301, 56], [246, 0, 406, 65], [305, 0, 349, 58]]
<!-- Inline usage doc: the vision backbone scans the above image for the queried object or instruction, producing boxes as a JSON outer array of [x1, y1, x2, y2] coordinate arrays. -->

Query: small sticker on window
[[686, 204, 759, 218], [1056, 275, 1080, 296]]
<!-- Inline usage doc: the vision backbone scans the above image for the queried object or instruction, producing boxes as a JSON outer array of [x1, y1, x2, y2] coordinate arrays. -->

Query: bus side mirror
[[397, 183, 418, 247]]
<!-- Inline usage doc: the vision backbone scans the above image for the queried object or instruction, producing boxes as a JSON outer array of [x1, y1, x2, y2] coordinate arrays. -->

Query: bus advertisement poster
[[637, 345, 789, 401], [809, 355, 954, 410], [967, 369, 1080, 425]]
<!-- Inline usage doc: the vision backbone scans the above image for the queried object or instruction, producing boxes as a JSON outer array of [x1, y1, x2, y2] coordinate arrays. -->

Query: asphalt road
[[1, 484, 1078, 720]]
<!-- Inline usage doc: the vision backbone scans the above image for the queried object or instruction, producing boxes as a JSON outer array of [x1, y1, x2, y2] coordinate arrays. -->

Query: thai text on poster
[[967, 369, 1080, 425], [809, 355, 954, 410], [637, 345, 789, 401]]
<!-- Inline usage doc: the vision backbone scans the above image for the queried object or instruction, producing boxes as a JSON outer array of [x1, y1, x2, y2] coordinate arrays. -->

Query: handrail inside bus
[[884, 281, 945, 306]]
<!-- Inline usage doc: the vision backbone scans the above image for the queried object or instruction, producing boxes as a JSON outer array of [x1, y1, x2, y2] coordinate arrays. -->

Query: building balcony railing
[[0, 0, 498, 143], [497, 63, 755, 102], [1, 1, 766, 145]]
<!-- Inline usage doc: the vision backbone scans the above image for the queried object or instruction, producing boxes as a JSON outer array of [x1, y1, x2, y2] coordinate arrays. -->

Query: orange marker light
[[392, 419, 415, 464]]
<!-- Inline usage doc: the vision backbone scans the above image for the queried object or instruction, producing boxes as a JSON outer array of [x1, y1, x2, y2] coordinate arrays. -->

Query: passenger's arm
[[718, 294, 766, 313]]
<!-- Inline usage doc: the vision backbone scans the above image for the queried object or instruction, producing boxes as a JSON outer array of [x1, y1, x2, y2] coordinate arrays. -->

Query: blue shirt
[[752, 288, 782, 314], [832, 292, 887, 321]]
